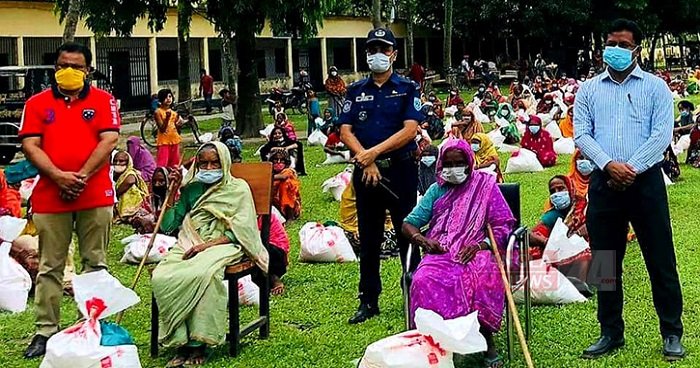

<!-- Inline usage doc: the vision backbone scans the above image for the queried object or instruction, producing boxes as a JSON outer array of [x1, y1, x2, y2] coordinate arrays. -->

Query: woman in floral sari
[[151, 142, 269, 367], [112, 151, 149, 223], [324, 66, 346, 114], [402, 139, 515, 368]]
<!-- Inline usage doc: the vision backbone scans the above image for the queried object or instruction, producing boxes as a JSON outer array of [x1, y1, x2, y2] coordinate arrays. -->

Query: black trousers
[[587, 164, 683, 339], [354, 158, 420, 305], [268, 245, 287, 279]]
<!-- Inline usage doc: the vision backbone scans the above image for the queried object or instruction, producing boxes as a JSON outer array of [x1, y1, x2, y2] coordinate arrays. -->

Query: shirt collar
[[601, 64, 644, 84], [51, 83, 91, 101], [362, 72, 400, 88]]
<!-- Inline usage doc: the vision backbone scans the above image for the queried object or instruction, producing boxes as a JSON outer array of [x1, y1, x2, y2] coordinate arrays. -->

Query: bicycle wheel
[[298, 101, 308, 115], [188, 116, 201, 145], [140, 116, 158, 148]]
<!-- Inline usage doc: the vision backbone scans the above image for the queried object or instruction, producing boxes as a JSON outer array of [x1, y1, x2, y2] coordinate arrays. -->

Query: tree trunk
[[177, 0, 192, 102], [406, 4, 414, 65], [443, 0, 453, 69], [371, 0, 382, 29], [650, 32, 659, 70], [235, 24, 263, 138], [220, 31, 238, 95], [62, 0, 81, 43]]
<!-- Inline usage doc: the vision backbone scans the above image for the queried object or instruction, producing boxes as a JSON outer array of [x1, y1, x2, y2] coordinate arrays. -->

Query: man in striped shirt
[[574, 19, 685, 361]]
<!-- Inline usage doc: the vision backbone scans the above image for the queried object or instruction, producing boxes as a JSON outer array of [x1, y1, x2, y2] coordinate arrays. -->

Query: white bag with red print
[[0, 216, 31, 313], [321, 169, 352, 201], [120, 233, 176, 265], [222, 275, 260, 306], [40, 270, 141, 368], [358, 309, 487, 368], [298, 222, 357, 263]]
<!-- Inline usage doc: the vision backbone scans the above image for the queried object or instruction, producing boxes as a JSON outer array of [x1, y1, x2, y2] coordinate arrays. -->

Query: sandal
[[271, 276, 285, 296], [184, 346, 208, 367], [166, 347, 190, 368], [483, 355, 504, 368]]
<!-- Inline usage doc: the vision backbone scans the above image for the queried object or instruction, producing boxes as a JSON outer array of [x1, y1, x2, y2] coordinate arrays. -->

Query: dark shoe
[[348, 303, 380, 324], [663, 335, 686, 361], [24, 335, 49, 359], [581, 336, 624, 359]]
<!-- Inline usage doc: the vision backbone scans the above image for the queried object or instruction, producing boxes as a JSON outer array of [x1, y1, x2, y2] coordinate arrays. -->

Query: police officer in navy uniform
[[338, 28, 424, 324]]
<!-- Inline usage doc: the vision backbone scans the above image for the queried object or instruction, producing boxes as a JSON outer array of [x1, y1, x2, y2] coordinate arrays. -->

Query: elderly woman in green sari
[[151, 141, 269, 367]]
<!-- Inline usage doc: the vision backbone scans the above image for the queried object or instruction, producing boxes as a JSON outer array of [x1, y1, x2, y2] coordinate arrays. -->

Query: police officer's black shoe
[[348, 303, 380, 324]]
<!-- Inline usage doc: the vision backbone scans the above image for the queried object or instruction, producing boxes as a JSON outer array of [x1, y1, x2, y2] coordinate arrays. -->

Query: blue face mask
[[471, 143, 481, 152], [576, 159, 595, 176], [681, 111, 690, 117], [603, 46, 637, 72], [195, 169, 223, 184], [528, 126, 541, 135], [421, 156, 436, 167], [550, 191, 571, 210]]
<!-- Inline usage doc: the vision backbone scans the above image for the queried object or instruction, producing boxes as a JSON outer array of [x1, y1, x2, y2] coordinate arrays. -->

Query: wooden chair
[[150, 162, 273, 358]]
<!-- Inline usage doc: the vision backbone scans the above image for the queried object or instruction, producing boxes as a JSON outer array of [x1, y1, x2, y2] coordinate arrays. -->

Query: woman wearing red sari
[[521, 115, 557, 167]]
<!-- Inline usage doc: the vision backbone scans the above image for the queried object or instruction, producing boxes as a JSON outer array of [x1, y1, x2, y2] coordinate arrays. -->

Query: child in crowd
[[154, 89, 183, 167]]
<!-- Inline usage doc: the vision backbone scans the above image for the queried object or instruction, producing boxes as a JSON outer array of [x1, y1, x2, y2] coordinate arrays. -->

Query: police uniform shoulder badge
[[82, 108, 96, 122], [414, 97, 422, 111], [342, 100, 352, 113]]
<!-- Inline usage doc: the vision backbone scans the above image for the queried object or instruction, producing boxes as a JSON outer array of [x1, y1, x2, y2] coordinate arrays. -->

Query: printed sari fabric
[[273, 168, 302, 220]]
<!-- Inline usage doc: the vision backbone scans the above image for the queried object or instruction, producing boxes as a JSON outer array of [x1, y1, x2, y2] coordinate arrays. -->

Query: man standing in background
[[199, 68, 214, 114]]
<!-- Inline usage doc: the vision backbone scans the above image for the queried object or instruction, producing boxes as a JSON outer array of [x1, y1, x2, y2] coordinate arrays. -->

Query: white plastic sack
[[545, 121, 562, 140], [553, 137, 575, 154], [20, 176, 39, 201], [663, 171, 674, 186], [299, 222, 357, 263], [538, 113, 553, 126], [271, 206, 286, 225], [514, 259, 586, 305], [40, 270, 141, 368], [259, 124, 274, 138], [119, 234, 176, 265], [504, 149, 544, 173], [444, 106, 458, 117], [321, 151, 350, 165], [358, 309, 487, 368], [542, 219, 589, 264], [487, 128, 506, 147], [321, 170, 352, 201], [477, 164, 498, 177], [471, 105, 490, 123], [222, 275, 260, 306], [498, 143, 520, 153], [0, 216, 31, 313], [675, 134, 691, 155], [307, 129, 328, 146], [199, 132, 213, 143]]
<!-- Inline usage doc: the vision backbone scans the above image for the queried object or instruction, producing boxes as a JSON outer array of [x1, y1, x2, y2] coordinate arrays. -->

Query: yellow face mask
[[54, 67, 86, 91]]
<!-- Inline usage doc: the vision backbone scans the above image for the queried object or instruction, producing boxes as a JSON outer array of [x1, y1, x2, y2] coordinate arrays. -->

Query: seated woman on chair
[[529, 174, 591, 289], [151, 142, 269, 367], [402, 139, 515, 368]]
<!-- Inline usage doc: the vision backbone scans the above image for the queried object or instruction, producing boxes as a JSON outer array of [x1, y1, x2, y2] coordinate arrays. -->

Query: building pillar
[[16, 36, 24, 66], [320, 37, 328, 82], [351, 37, 358, 73], [425, 38, 430, 69], [149, 37, 158, 93], [89, 36, 97, 86], [202, 37, 210, 74], [287, 38, 294, 89], [403, 38, 408, 68]]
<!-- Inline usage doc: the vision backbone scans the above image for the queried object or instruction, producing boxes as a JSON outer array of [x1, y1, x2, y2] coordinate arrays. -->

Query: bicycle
[[140, 99, 201, 148]]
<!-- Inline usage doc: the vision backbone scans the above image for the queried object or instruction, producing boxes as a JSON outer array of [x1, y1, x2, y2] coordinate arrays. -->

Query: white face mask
[[113, 164, 127, 174], [331, 71, 338, 77], [421, 156, 437, 167], [440, 166, 468, 185], [367, 53, 392, 73]]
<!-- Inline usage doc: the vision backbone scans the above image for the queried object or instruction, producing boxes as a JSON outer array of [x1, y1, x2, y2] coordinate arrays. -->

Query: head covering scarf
[[471, 133, 499, 166], [496, 103, 515, 121], [182, 141, 269, 271], [150, 167, 170, 213], [567, 149, 590, 197], [114, 151, 150, 220], [126, 136, 156, 182]]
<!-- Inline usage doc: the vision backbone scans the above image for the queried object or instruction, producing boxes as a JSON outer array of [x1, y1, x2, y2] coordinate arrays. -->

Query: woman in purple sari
[[402, 139, 515, 368], [126, 136, 157, 183]]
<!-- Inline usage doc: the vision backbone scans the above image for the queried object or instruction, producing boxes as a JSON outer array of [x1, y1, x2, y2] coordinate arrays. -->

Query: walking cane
[[115, 174, 179, 324], [487, 224, 535, 368]]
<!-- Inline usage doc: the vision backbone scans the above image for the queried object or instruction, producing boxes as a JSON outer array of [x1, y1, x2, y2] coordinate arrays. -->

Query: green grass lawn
[[4, 106, 700, 367]]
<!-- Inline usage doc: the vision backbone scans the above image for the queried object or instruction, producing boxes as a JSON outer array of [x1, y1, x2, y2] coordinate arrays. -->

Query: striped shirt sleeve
[[627, 80, 674, 173], [573, 83, 613, 170]]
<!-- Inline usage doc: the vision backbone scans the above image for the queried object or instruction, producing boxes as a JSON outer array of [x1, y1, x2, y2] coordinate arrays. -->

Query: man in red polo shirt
[[20, 42, 120, 359]]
